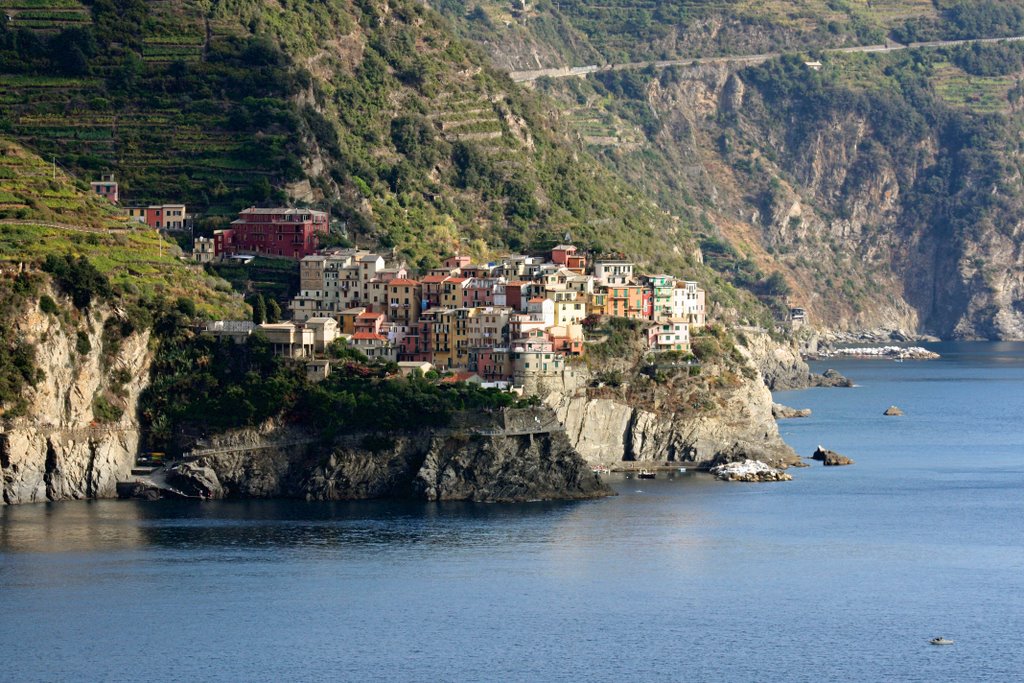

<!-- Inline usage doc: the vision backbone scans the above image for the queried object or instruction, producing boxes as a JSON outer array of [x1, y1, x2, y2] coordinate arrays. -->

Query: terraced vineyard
[[0, 0, 302, 215], [0, 137, 243, 315], [0, 0, 89, 31]]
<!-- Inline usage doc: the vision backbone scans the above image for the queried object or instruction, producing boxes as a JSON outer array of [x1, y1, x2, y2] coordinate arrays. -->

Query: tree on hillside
[[266, 298, 281, 323], [250, 294, 266, 325]]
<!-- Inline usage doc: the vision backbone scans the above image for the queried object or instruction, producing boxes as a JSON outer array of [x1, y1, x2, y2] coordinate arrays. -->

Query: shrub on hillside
[[41, 254, 110, 309]]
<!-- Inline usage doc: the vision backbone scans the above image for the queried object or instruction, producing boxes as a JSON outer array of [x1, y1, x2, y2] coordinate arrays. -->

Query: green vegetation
[[141, 315, 523, 452], [0, 0, 693, 274], [42, 253, 110, 309], [0, 138, 244, 318], [439, 0, 944, 65], [0, 272, 42, 417]]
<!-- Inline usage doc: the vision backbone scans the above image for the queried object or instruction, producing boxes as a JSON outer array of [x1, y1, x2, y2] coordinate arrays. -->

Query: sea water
[[1, 342, 1023, 681]]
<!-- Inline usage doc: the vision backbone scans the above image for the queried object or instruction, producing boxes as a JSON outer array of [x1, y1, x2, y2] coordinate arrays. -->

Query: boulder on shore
[[711, 460, 793, 482], [812, 446, 855, 466], [772, 403, 812, 419], [883, 405, 904, 416], [813, 368, 854, 387]]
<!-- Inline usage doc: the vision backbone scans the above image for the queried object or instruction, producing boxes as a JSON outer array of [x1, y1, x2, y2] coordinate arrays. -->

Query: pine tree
[[251, 294, 266, 325], [267, 298, 281, 323]]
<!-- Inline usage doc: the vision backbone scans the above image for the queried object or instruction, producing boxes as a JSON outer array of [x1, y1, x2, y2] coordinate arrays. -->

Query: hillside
[[0, 0, 703, 276], [0, 137, 243, 316], [438, 1, 1024, 338], [437, 0, 1024, 70]]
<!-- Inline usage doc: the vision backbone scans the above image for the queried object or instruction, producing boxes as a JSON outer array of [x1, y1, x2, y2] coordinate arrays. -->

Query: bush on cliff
[[41, 254, 111, 310]]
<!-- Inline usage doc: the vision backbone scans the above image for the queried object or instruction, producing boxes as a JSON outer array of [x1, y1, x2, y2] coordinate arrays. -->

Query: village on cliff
[[175, 204, 708, 390]]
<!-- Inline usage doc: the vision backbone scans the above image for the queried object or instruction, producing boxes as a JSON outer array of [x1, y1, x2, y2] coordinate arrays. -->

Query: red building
[[127, 204, 186, 230], [550, 244, 586, 274], [214, 207, 328, 260], [504, 281, 531, 312]]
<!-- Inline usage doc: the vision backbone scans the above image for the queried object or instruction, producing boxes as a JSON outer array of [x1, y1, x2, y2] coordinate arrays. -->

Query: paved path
[[0, 219, 127, 234], [509, 34, 1024, 82]]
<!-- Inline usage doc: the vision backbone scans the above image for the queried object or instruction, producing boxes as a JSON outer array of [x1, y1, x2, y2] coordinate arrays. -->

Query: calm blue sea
[[2, 342, 1023, 682]]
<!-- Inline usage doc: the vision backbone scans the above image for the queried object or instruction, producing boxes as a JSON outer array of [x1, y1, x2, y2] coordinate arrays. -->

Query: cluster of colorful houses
[[87, 183, 712, 387], [204, 236, 707, 388], [90, 174, 188, 231]]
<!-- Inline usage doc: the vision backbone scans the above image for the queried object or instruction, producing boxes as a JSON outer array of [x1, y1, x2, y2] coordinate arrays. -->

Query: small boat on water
[[930, 637, 954, 646], [591, 465, 610, 475], [637, 469, 656, 479], [678, 467, 687, 473]]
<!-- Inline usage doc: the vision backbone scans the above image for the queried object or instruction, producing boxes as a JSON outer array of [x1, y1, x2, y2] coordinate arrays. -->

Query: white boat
[[591, 465, 610, 474], [637, 469, 656, 479], [929, 637, 954, 646]]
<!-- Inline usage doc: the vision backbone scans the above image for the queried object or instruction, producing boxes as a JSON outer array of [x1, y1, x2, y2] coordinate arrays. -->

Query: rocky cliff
[[530, 48, 1024, 339], [541, 348, 799, 470], [155, 410, 611, 503], [0, 286, 152, 505]]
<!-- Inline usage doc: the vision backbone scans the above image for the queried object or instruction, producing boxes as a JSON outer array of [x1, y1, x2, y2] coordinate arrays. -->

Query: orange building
[[605, 285, 646, 319]]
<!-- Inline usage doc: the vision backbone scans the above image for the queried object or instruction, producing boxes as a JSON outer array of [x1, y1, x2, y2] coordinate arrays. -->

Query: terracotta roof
[[447, 277, 469, 284], [441, 372, 481, 384], [351, 332, 387, 341], [421, 275, 450, 283], [528, 297, 547, 304], [357, 311, 385, 319], [388, 278, 421, 286]]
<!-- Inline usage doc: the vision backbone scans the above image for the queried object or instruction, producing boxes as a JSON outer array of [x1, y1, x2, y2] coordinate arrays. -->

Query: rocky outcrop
[[883, 406, 904, 416], [1, 286, 152, 505], [737, 329, 852, 390], [737, 329, 815, 390], [547, 358, 799, 471], [814, 369, 853, 388], [711, 459, 792, 482], [772, 403, 811, 419], [812, 446, 854, 466], [150, 409, 612, 503]]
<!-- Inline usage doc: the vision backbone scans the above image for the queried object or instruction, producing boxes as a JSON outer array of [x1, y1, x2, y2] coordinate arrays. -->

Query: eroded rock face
[[547, 358, 799, 471], [160, 411, 612, 504], [1, 287, 152, 505]]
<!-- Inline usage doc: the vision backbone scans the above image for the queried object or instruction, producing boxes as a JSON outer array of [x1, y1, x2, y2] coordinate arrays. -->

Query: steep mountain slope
[[0, 0, 703, 274], [439, 1, 1024, 338], [437, 0, 1024, 70], [526, 46, 1024, 338], [0, 137, 247, 503]]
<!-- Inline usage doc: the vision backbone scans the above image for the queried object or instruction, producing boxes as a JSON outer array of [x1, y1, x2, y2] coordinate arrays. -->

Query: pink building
[[90, 174, 118, 204]]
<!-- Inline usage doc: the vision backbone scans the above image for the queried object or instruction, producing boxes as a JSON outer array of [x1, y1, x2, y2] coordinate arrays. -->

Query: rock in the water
[[166, 462, 224, 499], [711, 460, 793, 482], [883, 405, 904, 416], [772, 403, 812, 419], [813, 368, 854, 387], [812, 446, 855, 466]]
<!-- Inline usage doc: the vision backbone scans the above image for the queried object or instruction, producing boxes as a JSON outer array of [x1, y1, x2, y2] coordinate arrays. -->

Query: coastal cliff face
[[542, 352, 798, 470], [162, 411, 611, 503], [1, 288, 152, 505]]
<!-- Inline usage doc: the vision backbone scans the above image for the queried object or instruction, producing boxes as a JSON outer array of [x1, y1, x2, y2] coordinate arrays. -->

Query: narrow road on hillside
[[509, 34, 1024, 82]]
